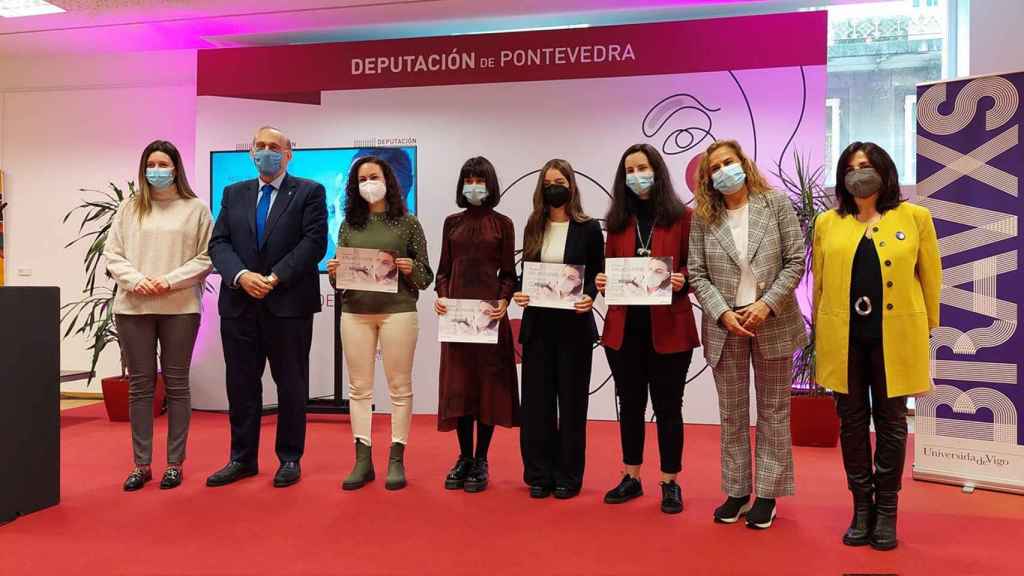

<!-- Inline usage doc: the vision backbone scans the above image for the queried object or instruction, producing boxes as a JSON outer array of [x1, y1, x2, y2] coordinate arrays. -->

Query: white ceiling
[[0, 0, 850, 56]]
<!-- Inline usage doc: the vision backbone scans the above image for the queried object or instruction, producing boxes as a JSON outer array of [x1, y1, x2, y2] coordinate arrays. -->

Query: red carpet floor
[[2, 404, 1021, 575]]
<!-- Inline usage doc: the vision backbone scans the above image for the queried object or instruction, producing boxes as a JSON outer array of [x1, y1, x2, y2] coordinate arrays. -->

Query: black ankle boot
[[464, 458, 489, 493], [445, 456, 473, 490], [843, 492, 874, 546], [870, 491, 898, 551]]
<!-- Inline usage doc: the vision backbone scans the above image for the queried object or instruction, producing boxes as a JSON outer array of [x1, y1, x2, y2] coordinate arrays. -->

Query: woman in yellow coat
[[813, 142, 941, 551]]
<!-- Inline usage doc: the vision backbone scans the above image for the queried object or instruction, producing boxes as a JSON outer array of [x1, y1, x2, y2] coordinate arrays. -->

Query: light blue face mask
[[462, 183, 489, 206], [625, 171, 655, 195], [146, 167, 174, 190], [712, 163, 747, 195], [253, 148, 283, 177]]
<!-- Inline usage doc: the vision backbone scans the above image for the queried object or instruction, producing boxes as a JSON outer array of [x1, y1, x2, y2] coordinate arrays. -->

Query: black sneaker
[[660, 481, 683, 514], [746, 497, 777, 529], [444, 456, 473, 490], [603, 474, 643, 504], [713, 495, 752, 523], [464, 459, 489, 493]]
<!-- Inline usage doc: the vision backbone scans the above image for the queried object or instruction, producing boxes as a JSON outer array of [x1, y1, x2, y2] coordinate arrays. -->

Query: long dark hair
[[135, 140, 195, 222], [455, 156, 501, 209], [606, 143, 685, 233], [522, 159, 590, 262], [344, 156, 407, 229], [834, 141, 904, 216]]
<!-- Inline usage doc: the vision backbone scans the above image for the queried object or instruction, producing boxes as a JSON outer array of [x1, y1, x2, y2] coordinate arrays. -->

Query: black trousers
[[606, 340, 692, 475], [221, 304, 314, 466], [519, 312, 593, 490], [835, 335, 908, 495]]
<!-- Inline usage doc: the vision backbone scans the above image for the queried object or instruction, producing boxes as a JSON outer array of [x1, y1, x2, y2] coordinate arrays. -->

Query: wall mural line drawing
[[191, 62, 826, 420], [497, 65, 816, 420]]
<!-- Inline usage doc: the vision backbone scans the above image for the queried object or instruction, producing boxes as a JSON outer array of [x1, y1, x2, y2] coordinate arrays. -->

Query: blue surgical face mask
[[253, 148, 283, 177], [625, 171, 655, 195], [462, 183, 489, 206], [146, 167, 174, 190], [712, 163, 747, 195]]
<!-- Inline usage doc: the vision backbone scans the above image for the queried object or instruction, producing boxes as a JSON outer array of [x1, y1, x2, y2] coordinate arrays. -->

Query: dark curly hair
[[344, 156, 408, 229]]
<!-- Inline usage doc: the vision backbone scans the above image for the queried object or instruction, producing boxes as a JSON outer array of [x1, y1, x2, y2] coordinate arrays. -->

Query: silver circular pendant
[[855, 296, 873, 316], [637, 248, 651, 256]]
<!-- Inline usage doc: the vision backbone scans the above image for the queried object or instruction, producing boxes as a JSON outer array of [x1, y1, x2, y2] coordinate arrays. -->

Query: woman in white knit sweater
[[104, 140, 212, 492]]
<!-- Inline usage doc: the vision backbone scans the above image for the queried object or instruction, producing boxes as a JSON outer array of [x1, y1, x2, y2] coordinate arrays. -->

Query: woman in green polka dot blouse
[[327, 155, 433, 491]]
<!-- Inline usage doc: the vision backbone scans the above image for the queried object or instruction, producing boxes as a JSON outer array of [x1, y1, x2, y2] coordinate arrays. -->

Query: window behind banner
[[821, 0, 965, 187], [210, 146, 418, 273]]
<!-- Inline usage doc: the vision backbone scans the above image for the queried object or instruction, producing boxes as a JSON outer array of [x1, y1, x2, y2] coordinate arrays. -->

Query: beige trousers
[[341, 312, 418, 445]]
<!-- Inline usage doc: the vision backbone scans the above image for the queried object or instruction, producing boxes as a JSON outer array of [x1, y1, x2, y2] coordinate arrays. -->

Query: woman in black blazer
[[512, 158, 604, 500]]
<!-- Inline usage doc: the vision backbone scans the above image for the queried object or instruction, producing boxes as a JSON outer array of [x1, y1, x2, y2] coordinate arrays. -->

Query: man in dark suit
[[207, 126, 327, 488]]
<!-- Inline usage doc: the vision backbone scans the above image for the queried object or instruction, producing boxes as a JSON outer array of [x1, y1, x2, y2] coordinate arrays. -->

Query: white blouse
[[726, 203, 757, 307], [541, 220, 569, 264]]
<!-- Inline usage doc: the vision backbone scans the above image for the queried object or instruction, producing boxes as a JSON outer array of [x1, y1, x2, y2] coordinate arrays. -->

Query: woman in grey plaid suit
[[688, 140, 807, 529]]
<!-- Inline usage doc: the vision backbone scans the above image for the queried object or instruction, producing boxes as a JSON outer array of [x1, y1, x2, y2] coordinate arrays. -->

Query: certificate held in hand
[[522, 262, 585, 310], [604, 257, 673, 306], [438, 299, 501, 344], [336, 247, 399, 293]]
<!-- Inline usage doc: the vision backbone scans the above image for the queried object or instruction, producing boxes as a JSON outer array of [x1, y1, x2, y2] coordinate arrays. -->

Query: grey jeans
[[116, 314, 201, 466]]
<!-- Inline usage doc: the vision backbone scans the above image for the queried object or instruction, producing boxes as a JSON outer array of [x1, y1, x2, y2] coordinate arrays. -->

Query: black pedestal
[[0, 287, 60, 523], [306, 289, 348, 414]]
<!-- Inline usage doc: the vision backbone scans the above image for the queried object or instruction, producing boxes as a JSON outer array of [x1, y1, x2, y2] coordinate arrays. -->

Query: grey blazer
[[687, 189, 808, 367]]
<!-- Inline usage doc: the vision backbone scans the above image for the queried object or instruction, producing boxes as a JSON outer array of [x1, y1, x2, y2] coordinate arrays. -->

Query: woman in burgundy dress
[[434, 156, 520, 493]]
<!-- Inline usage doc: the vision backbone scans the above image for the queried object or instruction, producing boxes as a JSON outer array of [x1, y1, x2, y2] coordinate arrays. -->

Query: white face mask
[[558, 272, 581, 296], [358, 180, 387, 204], [645, 266, 670, 291]]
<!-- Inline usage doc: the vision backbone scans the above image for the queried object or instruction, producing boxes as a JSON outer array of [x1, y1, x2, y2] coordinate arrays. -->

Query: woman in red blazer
[[596, 143, 700, 514]]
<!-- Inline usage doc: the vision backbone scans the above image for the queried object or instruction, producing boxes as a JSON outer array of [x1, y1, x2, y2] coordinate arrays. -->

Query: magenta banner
[[197, 12, 826, 103], [914, 70, 1024, 494]]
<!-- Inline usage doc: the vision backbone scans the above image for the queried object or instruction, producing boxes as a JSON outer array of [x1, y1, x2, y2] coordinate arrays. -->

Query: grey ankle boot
[[342, 440, 374, 491], [385, 442, 407, 491]]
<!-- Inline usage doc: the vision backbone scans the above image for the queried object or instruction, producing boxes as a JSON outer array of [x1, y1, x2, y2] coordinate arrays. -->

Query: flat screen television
[[210, 146, 418, 273]]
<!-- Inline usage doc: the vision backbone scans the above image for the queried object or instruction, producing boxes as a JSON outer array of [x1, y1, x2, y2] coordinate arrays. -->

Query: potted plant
[[774, 152, 839, 448], [61, 182, 165, 422]]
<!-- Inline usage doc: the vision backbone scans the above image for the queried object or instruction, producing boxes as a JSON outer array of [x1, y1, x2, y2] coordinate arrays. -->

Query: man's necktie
[[256, 184, 273, 250]]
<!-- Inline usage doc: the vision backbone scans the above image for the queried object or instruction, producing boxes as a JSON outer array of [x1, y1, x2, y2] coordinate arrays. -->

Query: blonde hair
[[693, 140, 771, 225]]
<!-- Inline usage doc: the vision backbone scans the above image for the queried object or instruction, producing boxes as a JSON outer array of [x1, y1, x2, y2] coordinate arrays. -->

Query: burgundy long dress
[[435, 206, 520, 431]]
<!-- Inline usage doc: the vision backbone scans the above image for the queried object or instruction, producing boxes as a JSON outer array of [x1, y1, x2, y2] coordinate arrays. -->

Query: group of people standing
[[103, 125, 940, 551]]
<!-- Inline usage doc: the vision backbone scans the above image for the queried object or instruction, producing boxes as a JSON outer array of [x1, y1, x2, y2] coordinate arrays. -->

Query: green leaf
[[61, 181, 132, 380], [773, 150, 831, 396]]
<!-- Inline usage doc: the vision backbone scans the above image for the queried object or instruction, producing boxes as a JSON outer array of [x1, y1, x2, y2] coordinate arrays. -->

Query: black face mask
[[543, 184, 570, 208]]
